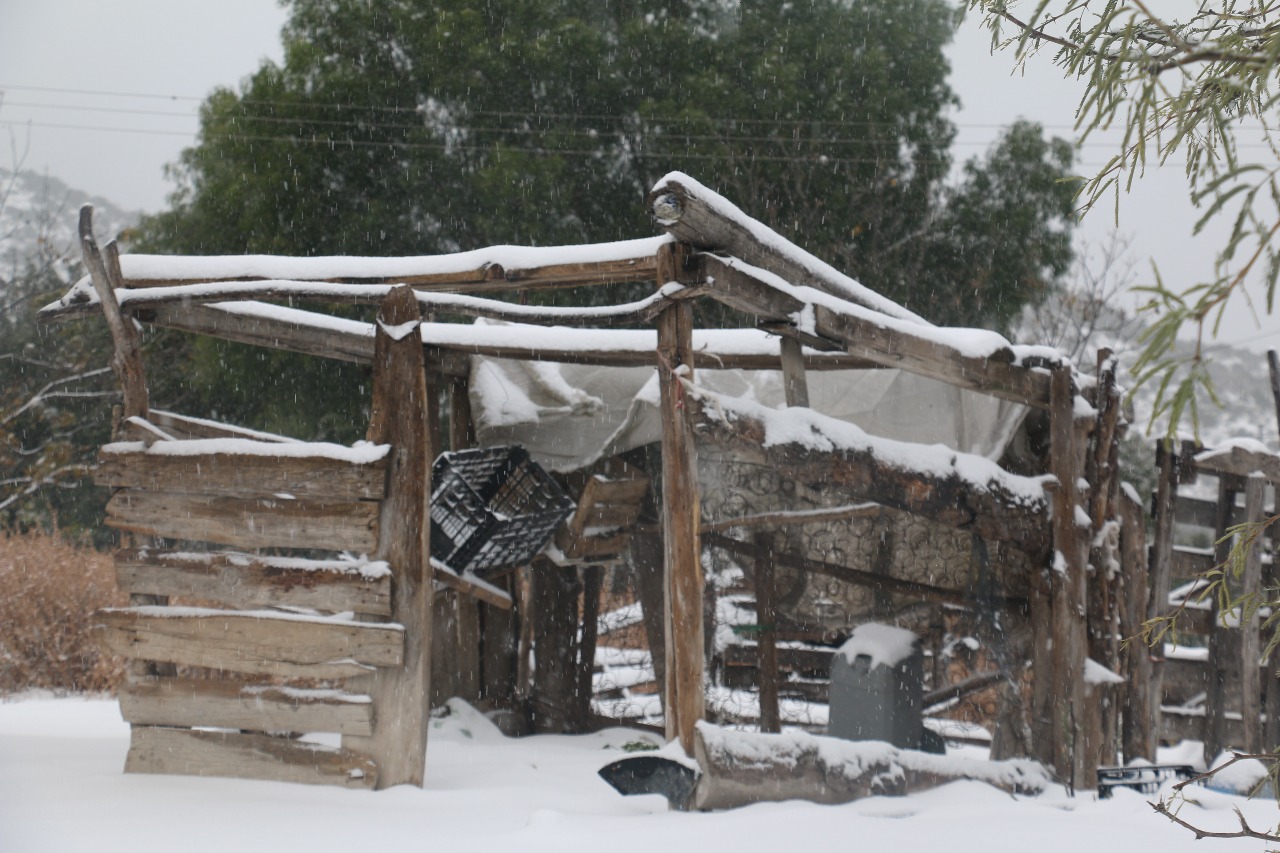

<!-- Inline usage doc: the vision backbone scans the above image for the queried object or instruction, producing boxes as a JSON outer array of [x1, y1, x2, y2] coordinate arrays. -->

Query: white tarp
[[470, 327, 1029, 473]]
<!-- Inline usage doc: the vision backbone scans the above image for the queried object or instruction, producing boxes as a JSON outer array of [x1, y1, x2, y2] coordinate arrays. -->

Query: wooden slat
[[104, 490, 379, 552], [93, 607, 403, 679], [119, 677, 374, 736], [146, 409, 298, 443], [80, 209, 148, 423], [96, 446, 388, 500], [126, 726, 377, 788], [114, 549, 391, 616], [432, 559, 514, 610]]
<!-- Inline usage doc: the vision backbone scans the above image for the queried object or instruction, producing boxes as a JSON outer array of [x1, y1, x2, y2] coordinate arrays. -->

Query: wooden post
[[656, 242, 705, 755], [576, 565, 604, 730], [1240, 473, 1266, 753], [754, 533, 781, 734], [343, 285, 433, 788], [79, 207, 148, 426], [1119, 486, 1156, 761], [529, 557, 583, 733], [778, 337, 810, 408], [1147, 439, 1180, 745], [1206, 475, 1242, 764], [1048, 366, 1089, 790]]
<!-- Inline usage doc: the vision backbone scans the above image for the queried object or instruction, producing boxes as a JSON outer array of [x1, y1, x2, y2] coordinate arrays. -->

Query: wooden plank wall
[[88, 286, 441, 790]]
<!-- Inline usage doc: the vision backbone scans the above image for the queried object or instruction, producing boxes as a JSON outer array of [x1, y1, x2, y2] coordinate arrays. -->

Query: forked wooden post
[[79, 206, 148, 427], [656, 241, 705, 754], [343, 285, 433, 788]]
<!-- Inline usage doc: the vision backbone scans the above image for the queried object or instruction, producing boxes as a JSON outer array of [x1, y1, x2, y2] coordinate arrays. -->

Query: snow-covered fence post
[[655, 241, 705, 755], [342, 285, 434, 788]]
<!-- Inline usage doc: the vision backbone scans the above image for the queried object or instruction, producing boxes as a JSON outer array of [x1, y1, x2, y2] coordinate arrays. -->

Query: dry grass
[[0, 530, 126, 695]]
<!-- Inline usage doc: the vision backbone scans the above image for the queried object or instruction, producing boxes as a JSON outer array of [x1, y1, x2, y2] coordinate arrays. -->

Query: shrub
[[0, 530, 125, 694]]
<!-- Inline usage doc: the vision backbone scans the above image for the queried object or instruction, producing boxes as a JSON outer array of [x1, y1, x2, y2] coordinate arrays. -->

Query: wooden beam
[[432, 560, 513, 610], [812, 305, 1051, 408], [688, 399, 1050, 559], [147, 302, 376, 364], [114, 549, 392, 616], [656, 242, 705, 756], [96, 445, 388, 501], [1193, 444, 1280, 481], [104, 490, 379, 553], [93, 607, 403, 679], [113, 250, 659, 292], [700, 502, 882, 534], [126, 726, 378, 789], [648, 175, 924, 324], [343, 285, 435, 790], [702, 531, 1027, 609], [119, 677, 374, 736], [79, 207, 148, 423]]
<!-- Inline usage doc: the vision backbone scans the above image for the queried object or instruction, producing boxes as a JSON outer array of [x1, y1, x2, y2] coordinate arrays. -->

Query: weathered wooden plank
[[342, 285, 434, 790], [432, 559, 513, 610], [96, 446, 388, 500], [1205, 477, 1240, 765], [1118, 487, 1157, 762], [779, 336, 810, 408], [114, 549, 392, 616], [119, 677, 374, 736], [104, 490, 379, 552], [754, 533, 781, 734], [126, 726, 377, 788], [657, 242, 705, 756], [93, 607, 403, 679]]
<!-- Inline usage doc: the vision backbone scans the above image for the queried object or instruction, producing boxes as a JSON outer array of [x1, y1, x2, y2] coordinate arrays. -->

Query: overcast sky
[[1, 1, 1275, 354]]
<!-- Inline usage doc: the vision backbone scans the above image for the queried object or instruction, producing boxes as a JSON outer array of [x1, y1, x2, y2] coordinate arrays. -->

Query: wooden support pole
[[79, 207, 148, 426], [1148, 439, 1179, 736], [1240, 473, 1266, 753], [1118, 486, 1157, 762], [656, 242, 705, 755], [1048, 366, 1089, 790], [342, 285, 433, 789], [753, 533, 781, 734], [576, 565, 604, 731], [778, 337, 810, 409], [1206, 475, 1242, 764]]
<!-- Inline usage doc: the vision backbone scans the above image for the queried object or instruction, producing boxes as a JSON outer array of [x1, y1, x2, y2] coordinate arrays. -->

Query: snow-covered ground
[[3, 695, 1279, 853]]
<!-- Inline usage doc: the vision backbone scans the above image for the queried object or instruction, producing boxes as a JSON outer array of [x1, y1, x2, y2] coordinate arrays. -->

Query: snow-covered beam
[[687, 388, 1052, 560]]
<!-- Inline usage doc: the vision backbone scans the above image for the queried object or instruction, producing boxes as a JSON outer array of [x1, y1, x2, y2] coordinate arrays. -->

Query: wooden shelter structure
[[44, 171, 1145, 792]]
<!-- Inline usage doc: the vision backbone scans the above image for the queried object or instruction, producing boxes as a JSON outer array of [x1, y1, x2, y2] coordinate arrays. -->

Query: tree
[[141, 0, 1080, 437], [967, 0, 1280, 437], [0, 168, 116, 540]]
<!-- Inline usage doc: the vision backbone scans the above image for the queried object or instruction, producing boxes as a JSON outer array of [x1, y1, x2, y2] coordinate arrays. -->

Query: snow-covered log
[[687, 389, 1052, 560], [691, 723, 1052, 810]]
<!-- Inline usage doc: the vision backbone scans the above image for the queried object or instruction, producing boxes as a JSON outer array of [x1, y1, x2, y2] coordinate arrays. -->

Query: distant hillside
[[0, 168, 139, 283]]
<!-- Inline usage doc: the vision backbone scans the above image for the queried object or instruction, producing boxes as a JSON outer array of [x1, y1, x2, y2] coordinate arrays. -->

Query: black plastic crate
[[429, 445, 575, 576], [1096, 764, 1199, 798]]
